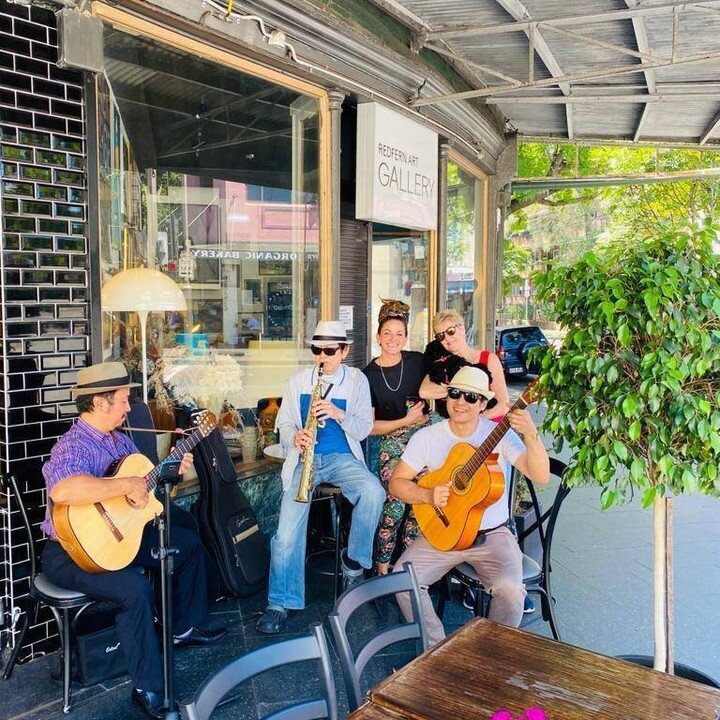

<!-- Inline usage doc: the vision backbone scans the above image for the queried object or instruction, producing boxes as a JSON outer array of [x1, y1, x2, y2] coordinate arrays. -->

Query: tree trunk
[[653, 495, 674, 673]]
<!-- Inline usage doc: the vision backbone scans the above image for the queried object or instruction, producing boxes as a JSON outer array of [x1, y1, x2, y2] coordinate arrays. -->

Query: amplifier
[[73, 610, 128, 686]]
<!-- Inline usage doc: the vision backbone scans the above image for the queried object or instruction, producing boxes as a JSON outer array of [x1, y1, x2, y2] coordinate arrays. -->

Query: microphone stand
[[152, 471, 181, 720]]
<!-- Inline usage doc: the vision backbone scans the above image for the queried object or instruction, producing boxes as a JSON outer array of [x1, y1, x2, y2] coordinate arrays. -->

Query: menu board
[[267, 280, 292, 339]]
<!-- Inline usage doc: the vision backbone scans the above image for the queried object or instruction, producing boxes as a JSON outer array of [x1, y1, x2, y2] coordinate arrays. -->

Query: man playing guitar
[[41, 362, 226, 719], [389, 366, 549, 646]]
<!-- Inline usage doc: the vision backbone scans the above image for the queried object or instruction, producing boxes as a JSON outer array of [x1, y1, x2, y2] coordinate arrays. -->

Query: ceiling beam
[[410, 48, 720, 106], [541, 23, 659, 63], [624, 0, 657, 142], [425, 43, 523, 85], [519, 134, 720, 149], [425, 0, 720, 40], [699, 109, 720, 144], [513, 166, 720, 190], [486, 93, 720, 104], [493, 0, 574, 139]]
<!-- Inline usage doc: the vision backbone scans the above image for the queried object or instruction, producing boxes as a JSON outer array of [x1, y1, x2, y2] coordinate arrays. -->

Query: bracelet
[[524, 431, 540, 443]]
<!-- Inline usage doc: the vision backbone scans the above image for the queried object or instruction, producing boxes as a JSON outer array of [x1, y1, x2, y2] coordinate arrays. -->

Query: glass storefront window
[[370, 234, 429, 356], [446, 161, 479, 344], [96, 28, 321, 437]]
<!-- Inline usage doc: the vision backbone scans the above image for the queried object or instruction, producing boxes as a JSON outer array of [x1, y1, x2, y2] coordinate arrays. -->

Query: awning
[[371, 0, 720, 147]]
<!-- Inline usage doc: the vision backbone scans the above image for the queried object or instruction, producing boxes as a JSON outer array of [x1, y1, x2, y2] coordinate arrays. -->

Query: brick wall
[[0, 0, 90, 659]]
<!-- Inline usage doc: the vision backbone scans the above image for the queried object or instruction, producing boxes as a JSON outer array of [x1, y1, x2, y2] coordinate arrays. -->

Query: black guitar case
[[191, 427, 269, 597]]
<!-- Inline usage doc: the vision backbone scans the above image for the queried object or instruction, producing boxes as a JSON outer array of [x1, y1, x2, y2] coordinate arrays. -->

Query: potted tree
[[533, 222, 720, 678]]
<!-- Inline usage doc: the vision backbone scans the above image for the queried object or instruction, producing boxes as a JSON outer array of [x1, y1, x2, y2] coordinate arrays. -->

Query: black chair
[[125, 401, 161, 464], [180, 622, 338, 720], [328, 562, 428, 713], [437, 458, 570, 640], [2, 474, 96, 714]]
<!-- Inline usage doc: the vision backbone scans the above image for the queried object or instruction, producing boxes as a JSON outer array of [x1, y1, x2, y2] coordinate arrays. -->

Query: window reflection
[[97, 29, 321, 425], [370, 234, 429, 356], [446, 162, 478, 344]]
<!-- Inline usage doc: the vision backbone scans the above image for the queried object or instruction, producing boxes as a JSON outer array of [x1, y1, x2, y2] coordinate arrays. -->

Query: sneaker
[[462, 586, 477, 611], [523, 596, 536, 614], [256, 606, 288, 635], [340, 548, 364, 590]]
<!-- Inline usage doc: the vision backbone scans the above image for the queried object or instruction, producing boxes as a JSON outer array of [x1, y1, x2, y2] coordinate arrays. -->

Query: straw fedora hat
[[448, 366, 495, 401], [307, 320, 354, 347], [71, 362, 140, 397]]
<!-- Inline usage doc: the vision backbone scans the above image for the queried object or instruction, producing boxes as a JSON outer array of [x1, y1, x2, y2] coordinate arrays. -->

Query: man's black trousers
[[42, 504, 208, 692]]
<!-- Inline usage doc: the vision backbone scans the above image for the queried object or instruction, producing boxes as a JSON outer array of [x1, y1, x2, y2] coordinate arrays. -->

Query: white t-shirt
[[401, 418, 526, 530]]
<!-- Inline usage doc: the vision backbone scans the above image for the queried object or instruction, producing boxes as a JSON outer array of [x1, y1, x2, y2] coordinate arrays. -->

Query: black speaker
[[72, 608, 128, 686]]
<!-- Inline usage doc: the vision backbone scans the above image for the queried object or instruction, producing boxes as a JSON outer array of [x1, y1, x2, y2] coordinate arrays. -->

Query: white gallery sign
[[356, 103, 438, 231]]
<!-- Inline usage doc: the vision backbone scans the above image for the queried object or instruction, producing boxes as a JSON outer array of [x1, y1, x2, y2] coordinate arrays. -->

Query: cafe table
[[366, 617, 720, 719]]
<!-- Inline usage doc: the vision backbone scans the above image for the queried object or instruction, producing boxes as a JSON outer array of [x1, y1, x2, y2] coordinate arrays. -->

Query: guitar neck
[[462, 395, 531, 478], [145, 429, 204, 492]]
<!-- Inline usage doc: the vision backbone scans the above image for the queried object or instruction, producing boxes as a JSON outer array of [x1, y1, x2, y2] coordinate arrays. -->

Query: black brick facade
[[1, 0, 90, 659]]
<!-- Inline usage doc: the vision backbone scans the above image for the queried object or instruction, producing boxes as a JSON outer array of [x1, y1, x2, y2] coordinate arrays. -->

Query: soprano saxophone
[[295, 363, 324, 503]]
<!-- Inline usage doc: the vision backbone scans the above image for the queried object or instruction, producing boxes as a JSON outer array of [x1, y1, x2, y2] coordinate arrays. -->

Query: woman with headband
[[363, 299, 428, 575]]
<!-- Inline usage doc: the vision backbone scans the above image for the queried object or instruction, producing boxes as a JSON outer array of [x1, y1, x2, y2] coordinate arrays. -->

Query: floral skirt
[[367, 424, 425, 565]]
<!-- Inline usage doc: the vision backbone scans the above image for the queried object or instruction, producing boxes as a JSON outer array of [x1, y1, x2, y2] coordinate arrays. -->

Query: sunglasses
[[447, 387, 485, 404], [435, 324, 461, 342], [311, 345, 342, 356]]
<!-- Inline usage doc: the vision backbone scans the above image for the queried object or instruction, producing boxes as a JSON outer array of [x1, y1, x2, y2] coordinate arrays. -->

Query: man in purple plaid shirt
[[41, 362, 226, 719]]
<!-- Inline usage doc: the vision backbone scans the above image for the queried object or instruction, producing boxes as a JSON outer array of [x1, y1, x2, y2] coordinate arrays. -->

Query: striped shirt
[[41, 417, 138, 539]]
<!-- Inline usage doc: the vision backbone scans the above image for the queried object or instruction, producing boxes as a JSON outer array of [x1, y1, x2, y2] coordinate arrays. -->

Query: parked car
[[495, 325, 549, 377]]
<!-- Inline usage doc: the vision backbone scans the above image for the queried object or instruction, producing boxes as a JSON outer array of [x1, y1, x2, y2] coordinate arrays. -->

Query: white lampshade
[[102, 268, 187, 403], [102, 268, 187, 312]]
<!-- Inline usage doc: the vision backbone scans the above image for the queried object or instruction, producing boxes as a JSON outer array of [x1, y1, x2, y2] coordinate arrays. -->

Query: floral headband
[[378, 298, 410, 324]]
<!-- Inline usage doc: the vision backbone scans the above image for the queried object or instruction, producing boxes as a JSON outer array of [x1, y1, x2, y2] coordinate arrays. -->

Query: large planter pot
[[617, 655, 720, 688]]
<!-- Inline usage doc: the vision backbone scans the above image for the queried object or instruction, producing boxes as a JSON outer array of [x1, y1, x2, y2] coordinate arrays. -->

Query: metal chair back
[[181, 622, 338, 720], [328, 562, 428, 713], [518, 457, 571, 586]]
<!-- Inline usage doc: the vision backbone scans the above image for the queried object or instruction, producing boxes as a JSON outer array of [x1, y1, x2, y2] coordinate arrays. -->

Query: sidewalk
[[2, 404, 719, 718]]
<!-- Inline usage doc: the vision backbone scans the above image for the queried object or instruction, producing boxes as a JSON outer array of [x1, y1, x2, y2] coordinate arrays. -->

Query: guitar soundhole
[[452, 467, 471, 496]]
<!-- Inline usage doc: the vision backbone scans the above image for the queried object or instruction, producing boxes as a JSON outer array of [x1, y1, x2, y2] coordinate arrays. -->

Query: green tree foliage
[[511, 143, 720, 240], [502, 240, 532, 295], [533, 222, 720, 509]]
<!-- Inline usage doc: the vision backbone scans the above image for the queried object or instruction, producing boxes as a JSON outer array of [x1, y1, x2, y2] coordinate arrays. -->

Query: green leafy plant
[[533, 221, 720, 672]]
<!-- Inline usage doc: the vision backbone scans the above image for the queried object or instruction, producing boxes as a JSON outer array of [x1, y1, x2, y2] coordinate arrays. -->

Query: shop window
[[95, 28, 321, 456], [370, 234, 429, 356], [446, 161, 481, 344]]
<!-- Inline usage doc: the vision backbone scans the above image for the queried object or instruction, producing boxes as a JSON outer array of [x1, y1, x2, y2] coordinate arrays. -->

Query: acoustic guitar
[[413, 382, 538, 551], [52, 412, 215, 573]]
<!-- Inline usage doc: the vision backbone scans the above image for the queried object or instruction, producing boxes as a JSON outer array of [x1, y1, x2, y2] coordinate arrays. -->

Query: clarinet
[[295, 364, 325, 503]]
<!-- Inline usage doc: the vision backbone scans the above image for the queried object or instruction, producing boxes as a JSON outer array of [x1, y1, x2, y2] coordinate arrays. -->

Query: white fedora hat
[[448, 366, 495, 400], [307, 320, 353, 347]]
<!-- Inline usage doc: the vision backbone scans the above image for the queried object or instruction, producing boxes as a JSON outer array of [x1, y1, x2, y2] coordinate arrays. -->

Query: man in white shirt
[[389, 366, 549, 646]]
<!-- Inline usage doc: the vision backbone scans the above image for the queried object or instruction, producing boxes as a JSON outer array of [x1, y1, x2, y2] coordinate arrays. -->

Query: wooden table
[[369, 617, 720, 720], [348, 704, 413, 719]]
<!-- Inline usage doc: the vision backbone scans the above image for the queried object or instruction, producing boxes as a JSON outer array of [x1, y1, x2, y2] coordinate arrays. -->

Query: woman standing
[[421, 309, 510, 420], [363, 300, 428, 575]]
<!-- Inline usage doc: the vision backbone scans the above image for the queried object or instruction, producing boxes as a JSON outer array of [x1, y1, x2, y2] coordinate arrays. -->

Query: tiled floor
[[3, 396, 720, 719]]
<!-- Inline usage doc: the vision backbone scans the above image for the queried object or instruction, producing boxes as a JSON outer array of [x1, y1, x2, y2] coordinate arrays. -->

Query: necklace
[[378, 356, 404, 393]]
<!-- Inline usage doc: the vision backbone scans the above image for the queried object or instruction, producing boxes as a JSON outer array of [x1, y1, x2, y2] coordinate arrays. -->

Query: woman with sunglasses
[[363, 300, 428, 575], [420, 309, 510, 421]]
